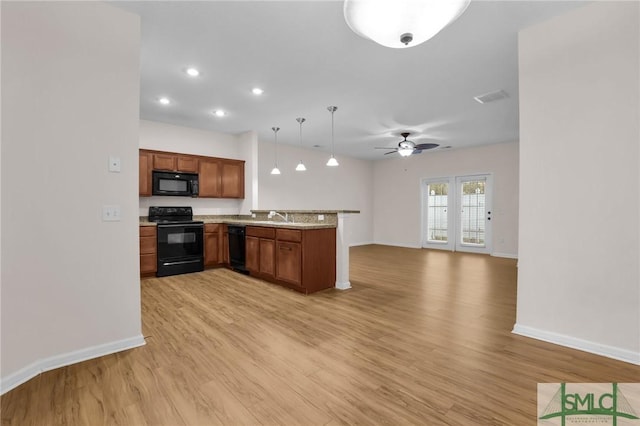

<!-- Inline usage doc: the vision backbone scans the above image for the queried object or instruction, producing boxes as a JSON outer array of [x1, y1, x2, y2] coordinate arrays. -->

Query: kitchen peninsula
[[140, 210, 359, 294]]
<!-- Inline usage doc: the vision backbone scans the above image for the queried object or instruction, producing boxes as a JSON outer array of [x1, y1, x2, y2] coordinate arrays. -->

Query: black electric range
[[148, 206, 204, 277]]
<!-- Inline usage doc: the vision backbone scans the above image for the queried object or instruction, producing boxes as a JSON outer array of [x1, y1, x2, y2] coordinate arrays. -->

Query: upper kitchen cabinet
[[152, 152, 199, 173], [139, 149, 245, 199], [198, 158, 220, 198], [220, 159, 244, 199], [199, 158, 245, 199], [139, 151, 152, 196]]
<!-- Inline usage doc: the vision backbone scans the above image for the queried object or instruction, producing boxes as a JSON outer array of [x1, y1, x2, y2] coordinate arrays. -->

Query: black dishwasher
[[228, 225, 248, 274]]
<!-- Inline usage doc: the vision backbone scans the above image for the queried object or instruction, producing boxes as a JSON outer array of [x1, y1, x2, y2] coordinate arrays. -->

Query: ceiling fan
[[375, 132, 439, 157]]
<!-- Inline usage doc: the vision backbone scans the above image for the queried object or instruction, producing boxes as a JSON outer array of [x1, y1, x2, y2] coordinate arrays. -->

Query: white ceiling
[[115, 1, 585, 160]]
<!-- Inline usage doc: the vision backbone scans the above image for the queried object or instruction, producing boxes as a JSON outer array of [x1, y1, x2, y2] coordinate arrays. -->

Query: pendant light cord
[[272, 127, 279, 165]]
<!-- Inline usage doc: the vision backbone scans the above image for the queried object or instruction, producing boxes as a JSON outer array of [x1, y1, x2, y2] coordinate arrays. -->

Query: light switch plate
[[109, 156, 121, 172], [102, 205, 121, 221], [318, 214, 325, 221]]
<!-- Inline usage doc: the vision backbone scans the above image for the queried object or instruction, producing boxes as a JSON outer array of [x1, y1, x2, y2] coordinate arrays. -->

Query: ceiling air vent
[[474, 89, 509, 104]]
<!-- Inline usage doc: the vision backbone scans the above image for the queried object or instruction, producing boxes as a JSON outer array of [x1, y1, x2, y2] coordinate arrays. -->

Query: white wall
[[516, 2, 640, 363], [138, 119, 255, 216], [1, 2, 144, 392], [372, 142, 519, 256], [258, 142, 374, 246]]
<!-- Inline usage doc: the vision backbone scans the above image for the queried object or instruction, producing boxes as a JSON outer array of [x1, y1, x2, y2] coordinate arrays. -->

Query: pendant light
[[270, 127, 281, 175], [343, 0, 470, 49], [326, 106, 339, 167], [295, 118, 307, 171]]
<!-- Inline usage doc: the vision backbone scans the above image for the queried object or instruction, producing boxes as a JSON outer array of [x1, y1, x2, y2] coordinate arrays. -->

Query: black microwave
[[152, 171, 199, 197]]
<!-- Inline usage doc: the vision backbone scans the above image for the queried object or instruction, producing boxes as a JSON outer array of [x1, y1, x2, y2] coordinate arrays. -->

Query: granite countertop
[[250, 209, 360, 214], [140, 219, 335, 229]]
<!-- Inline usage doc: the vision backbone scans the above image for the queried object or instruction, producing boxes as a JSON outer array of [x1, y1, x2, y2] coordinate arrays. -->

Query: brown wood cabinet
[[245, 226, 336, 294], [140, 226, 157, 277], [177, 155, 198, 173], [276, 241, 301, 285], [246, 227, 276, 278], [153, 153, 176, 171], [222, 226, 229, 264], [220, 160, 244, 198], [199, 158, 221, 198], [139, 152, 152, 196], [204, 224, 219, 267], [139, 149, 244, 199]]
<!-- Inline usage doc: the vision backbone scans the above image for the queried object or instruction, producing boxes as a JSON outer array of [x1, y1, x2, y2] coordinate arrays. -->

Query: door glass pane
[[461, 180, 485, 246], [427, 182, 448, 243]]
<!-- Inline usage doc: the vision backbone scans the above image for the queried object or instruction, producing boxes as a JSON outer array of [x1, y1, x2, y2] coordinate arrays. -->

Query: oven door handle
[[161, 259, 202, 266]]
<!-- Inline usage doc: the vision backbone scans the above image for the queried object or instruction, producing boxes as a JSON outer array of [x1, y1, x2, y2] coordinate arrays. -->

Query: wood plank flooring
[[2, 245, 639, 425]]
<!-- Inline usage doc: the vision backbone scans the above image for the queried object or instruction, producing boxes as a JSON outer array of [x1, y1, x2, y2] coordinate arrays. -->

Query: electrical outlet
[[318, 214, 325, 221], [102, 205, 121, 222], [108, 156, 121, 173]]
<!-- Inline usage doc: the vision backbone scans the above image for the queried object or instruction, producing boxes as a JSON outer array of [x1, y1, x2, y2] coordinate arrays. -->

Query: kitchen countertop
[[250, 209, 360, 214], [139, 219, 335, 229]]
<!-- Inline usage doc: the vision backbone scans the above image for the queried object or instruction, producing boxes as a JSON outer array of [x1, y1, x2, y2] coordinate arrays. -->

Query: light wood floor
[[2, 245, 639, 425]]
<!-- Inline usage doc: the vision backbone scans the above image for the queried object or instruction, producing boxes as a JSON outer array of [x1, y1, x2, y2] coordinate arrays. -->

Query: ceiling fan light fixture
[[343, 0, 471, 49], [398, 147, 414, 157]]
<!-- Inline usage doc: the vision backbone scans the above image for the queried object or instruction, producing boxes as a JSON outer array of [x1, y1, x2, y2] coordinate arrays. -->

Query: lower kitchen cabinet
[[205, 223, 226, 268], [245, 226, 335, 294], [246, 227, 275, 278], [276, 241, 301, 286], [140, 225, 157, 277]]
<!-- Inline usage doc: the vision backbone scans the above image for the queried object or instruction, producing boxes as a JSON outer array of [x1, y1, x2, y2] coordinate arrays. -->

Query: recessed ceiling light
[[252, 88, 264, 95], [186, 68, 199, 77], [213, 109, 226, 117], [159, 97, 170, 105]]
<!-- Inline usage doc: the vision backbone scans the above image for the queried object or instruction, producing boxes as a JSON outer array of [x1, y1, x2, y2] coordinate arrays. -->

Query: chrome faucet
[[268, 211, 289, 222]]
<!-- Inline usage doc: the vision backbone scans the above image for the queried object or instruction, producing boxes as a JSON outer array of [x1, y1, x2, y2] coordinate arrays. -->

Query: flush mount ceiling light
[[185, 67, 200, 77], [326, 106, 339, 167], [159, 97, 171, 105], [212, 109, 226, 117], [270, 127, 281, 175], [343, 0, 470, 48], [295, 117, 307, 171], [252, 88, 264, 95]]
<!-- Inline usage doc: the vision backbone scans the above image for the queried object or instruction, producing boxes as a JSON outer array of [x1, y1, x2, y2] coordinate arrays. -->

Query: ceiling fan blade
[[412, 149, 423, 154], [415, 143, 439, 150], [383, 151, 396, 155]]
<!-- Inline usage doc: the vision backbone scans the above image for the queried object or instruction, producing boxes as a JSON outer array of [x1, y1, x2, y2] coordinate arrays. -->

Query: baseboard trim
[[335, 280, 352, 290], [512, 324, 640, 365], [349, 241, 374, 247], [372, 241, 422, 249], [0, 334, 146, 395], [492, 252, 518, 259]]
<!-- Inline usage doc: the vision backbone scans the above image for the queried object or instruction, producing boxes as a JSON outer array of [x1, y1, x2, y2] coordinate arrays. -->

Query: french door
[[422, 174, 492, 254]]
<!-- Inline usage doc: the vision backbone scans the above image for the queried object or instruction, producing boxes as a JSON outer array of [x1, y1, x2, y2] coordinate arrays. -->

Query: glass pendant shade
[[326, 156, 339, 167], [296, 117, 307, 171], [271, 126, 280, 175], [343, 0, 470, 49]]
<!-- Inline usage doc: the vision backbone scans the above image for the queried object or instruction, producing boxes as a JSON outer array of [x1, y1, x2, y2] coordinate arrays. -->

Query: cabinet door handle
[[280, 246, 292, 251]]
